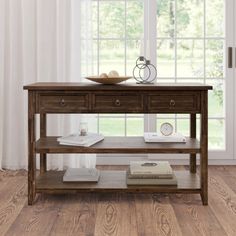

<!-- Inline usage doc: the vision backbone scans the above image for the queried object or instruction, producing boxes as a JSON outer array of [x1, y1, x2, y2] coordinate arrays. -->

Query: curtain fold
[[0, 0, 96, 170]]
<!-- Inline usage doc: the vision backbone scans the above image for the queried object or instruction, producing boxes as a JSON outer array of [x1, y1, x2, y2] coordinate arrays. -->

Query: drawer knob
[[170, 99, 175, 107], [60, 99, 66, 106], [115, 99, 121, 106]]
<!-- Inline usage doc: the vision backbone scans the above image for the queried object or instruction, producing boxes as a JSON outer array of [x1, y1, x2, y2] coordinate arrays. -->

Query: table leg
[[28, 91, 36, 205], [40, 113, 47, 174], [190, 114, 196, 173], [200, 91, 208, 205]]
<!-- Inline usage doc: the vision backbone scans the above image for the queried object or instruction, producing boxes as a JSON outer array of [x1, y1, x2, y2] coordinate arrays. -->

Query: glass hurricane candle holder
[[79, 122, 88, 136]]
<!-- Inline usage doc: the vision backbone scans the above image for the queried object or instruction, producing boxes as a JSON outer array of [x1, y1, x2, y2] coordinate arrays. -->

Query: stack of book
[[57, 133, 104, 147], [126, 161, 177, 186], [63, 168, 100, 182]]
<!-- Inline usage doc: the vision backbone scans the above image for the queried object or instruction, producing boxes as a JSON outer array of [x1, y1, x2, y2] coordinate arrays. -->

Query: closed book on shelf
[[57, 133, 104, 147], [144, 132, 186, 143], [130, 161, 173, 175], [127, 168, 173, 179], [63, 168, 100, 182], [126, 173, 177, 186]]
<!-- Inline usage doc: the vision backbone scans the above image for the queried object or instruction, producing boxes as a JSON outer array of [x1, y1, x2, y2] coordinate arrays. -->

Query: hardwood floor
[[1, 166, 236, 236]]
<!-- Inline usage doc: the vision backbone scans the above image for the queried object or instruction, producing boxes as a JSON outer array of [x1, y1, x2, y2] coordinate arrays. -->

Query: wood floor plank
[[95, 166, 138, 235], [169, 166, 227, 236], [115, 193, 138, 236], [151, 194, 182, 236], [134, 193, 182, 236], [210, 166, 236, 193], [5, 194, 63, 236], [94, 193, 138, 236], [50, 193, 97, 236], [0, 171, 27, 235], [208, 172, 236, 236], [170, 193, 227, 236]]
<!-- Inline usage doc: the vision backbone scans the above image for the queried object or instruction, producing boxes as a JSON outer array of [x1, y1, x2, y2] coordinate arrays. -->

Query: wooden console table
[[24, 82, 212, 205]]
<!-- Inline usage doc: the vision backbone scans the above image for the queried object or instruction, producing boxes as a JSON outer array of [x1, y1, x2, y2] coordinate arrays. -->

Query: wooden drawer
[[38, 93, 89, 113], [148, 92, 200, 113], [92, 92, 144, 113]]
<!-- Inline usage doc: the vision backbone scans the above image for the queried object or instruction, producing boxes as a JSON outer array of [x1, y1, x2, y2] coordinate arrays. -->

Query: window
[[156, 0, 225, 150], [80, 0, 227, 153]]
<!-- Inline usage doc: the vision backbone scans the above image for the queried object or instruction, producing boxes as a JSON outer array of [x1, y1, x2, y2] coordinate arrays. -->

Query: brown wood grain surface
[[50, 193, 97, 236], [0, 171, 27, 235], [35, 170, 201, 194], [25, 83, 211, 205], [23, 82, 213, 91], [2, 166, 236, 236], [36, 136, 201, 154], [208, 171, 236, 236]]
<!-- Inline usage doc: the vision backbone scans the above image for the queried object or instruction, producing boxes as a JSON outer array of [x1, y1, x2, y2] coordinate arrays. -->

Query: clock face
[[160, 122, 173, 136]]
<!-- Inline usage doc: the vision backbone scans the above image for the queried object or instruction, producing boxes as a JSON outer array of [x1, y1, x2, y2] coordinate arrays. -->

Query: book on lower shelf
[[57, 133, 104, 147], [144, 132, 186, 143], [127, 168, 173, 179], [130, 161, 173, 176], [126, 173, 177, 186], [127, 161, 177, 186], [63, 168, 100, 182]]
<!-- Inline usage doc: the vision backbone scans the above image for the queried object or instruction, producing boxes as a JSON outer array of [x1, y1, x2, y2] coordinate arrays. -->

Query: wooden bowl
[[85, 76, 132, 84]]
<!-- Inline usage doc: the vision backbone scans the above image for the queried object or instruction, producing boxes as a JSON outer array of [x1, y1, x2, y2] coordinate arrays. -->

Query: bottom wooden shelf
[[36, 170, 201, 194]]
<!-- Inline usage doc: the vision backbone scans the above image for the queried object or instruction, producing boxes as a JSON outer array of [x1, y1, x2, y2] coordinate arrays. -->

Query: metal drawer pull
[[60, 99, 66, 106], [170, 99, 175, 106], [115, 99, 121, 106]]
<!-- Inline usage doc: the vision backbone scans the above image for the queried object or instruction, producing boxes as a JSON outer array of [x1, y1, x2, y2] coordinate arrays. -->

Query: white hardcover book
[[59, 138, 104, 147], [57, 133, 104, 147], [144, 132, 186, 143], [63, 168, 100, 182], [130, 161, 173, 175]]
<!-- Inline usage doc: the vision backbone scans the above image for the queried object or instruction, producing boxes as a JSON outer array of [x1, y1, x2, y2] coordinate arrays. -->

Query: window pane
[[177, 0, 204, 37], [99, 1, 125, 38], [99, 40, 125, 75], [207, 79, 224, 118], [157, 39, 175, 77], [177, 119, 190, 136], [92, 1, 98, 38], [81, 40, 98, 77], [177, 114, 189, 119], [157, 0, 175, 38], [206, 40, 224, 78], [99, 114, 125, 117], [126, 1, 144, 38], [176, 79, 204, 83], [99, 118, 125, 136], [127, 118, 144, 136], [126, 40, 141, 77], [157, 114, 175, 119], [208, 119, 225, 149], [206, 0, 224, 37], [157, 79, 175, 83], [177, 40, 204, 77]]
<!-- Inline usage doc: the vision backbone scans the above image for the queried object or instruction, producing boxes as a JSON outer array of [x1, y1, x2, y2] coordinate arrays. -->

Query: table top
[[24, 82, 213, 91]]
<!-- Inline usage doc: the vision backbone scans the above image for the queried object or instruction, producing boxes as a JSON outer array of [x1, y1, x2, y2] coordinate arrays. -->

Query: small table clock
[[160, 122, 174, 136]]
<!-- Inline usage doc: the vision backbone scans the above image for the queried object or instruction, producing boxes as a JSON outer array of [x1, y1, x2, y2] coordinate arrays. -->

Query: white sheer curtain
[[0, 0, 96, 170]]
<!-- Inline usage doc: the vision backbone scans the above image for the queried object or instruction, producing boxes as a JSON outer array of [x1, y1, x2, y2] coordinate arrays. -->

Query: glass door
[[80, 0, 234, 162], [151, 0, 234, 160]]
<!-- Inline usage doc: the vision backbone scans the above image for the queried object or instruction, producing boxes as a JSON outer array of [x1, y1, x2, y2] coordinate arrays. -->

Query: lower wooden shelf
[[36, 170, 201, 194]]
